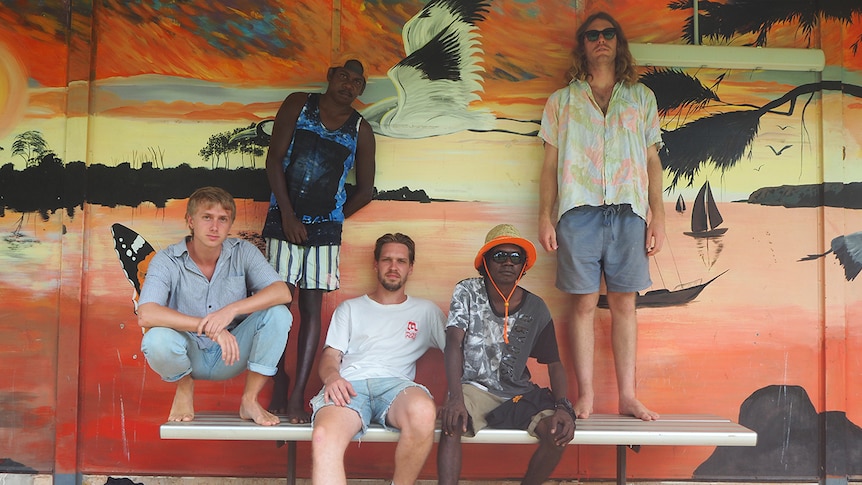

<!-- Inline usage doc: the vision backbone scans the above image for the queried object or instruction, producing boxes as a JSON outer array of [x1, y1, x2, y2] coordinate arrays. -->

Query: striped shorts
[[265, 238, 340, 291]]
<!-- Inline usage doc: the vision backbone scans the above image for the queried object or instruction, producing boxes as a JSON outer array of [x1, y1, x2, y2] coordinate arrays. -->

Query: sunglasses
[[490, 250, 526, 265], [583, 28, 617, 42]]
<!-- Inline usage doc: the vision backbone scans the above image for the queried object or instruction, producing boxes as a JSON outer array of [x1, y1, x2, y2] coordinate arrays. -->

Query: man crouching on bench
[[310, 233, 446, 484], [438, 224, 576, 485], [138, 186, 293, 426]]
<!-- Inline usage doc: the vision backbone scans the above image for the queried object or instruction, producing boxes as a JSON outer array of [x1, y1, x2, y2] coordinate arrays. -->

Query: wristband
[[554, 397, 576, 419]]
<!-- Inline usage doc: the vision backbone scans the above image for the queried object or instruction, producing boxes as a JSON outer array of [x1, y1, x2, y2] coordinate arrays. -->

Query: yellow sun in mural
[[0, 40, 28, 139]]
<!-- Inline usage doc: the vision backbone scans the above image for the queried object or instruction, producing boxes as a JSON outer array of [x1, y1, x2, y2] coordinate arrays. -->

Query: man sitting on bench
[[310, 233, 446, 484], [138, 186, 293, 426], [438, 224, 576, 485]]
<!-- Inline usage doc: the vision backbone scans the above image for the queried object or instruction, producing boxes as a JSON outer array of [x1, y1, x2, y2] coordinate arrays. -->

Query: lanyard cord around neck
[[483, 259, 526, 344]]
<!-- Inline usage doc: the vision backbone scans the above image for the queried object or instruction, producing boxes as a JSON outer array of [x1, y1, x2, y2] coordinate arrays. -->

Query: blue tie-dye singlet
[[263, 93, 363, 246]]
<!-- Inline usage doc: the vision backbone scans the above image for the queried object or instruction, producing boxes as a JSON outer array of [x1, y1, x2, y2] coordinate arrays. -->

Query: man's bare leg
[[523, 418, 566, 485], [606, 291, 659, 421], [386, 387, 437, 485], [284, 288, 324, 424], [168, 375, 195, 422], [269, 286, 295, 415], [240, 371, 281, 426], [311, 406, 362, 484], [437, 431, 463, 485], [570, 292, 599, 419]]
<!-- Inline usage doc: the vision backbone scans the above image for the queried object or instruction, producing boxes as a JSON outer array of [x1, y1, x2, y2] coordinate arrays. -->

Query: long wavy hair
[[567, 12, 638, 85]]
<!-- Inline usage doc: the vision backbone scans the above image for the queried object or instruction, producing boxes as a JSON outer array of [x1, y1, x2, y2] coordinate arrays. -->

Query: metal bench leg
[[287, 441, 297, 485], [616, 445, 626, 485]]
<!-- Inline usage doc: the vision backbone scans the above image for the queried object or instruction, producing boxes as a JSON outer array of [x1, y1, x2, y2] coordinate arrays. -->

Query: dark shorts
[[461, 384, 555, 437]]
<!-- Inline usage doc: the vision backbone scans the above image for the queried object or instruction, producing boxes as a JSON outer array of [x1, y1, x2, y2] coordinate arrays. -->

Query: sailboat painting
[[598, 270, 728, 308], [676, 194, 686, 213], [684, 181, 728, 237]]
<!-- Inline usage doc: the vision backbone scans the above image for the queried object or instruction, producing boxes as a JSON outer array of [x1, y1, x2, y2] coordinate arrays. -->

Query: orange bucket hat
[[473, 224, 537, 272]]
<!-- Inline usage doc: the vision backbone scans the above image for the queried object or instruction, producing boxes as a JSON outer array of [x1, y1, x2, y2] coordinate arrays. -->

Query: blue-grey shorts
[[556, 204, 651, 294], [310, 377, 432, 440]]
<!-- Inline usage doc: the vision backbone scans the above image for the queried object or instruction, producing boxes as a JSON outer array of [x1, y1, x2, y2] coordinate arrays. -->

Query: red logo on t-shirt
[[405, 321, 418, 340]]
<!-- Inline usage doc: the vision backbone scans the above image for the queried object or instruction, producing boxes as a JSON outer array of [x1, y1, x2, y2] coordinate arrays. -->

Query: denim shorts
[[556, 204, 651, 294], [310, 377, 432, 439]]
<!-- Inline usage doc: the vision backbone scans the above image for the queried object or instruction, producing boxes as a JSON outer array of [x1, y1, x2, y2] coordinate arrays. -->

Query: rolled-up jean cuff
[[248, 361, 277, 377], [163, 369, 193, 383]]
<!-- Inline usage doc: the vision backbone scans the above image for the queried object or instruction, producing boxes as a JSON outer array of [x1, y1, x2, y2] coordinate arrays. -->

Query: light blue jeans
[[310, 377, 432, 439], [141, 305, 292, 382]]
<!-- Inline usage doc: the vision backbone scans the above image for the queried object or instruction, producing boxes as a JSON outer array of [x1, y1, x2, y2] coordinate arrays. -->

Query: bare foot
[[620, 397, 659, 421], [285, 404, 311, 424], [241, 400, 281, 426], [168, 377, 195, 422], [268, 371, 289, 414], [574, 395, 593, 419]]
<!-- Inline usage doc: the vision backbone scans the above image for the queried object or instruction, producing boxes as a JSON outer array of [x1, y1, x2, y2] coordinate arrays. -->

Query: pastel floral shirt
[[539, 80, 662, 221]]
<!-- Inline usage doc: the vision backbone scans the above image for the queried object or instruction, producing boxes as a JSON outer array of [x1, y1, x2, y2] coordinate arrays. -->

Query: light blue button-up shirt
[[138, 237, 281, 349]]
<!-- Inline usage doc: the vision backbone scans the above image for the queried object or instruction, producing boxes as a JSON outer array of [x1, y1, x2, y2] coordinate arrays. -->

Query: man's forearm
[[538, 143, 559, 222], [137, 303, 199, 331], [223, 282, 291, 317]]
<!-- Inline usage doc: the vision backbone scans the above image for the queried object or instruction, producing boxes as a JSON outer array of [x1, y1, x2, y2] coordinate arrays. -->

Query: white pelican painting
[[361, 0, 496, 138]]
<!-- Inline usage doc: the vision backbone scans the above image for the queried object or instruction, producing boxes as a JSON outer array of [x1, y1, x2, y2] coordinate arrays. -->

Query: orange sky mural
[[1, 0, 862, 482]]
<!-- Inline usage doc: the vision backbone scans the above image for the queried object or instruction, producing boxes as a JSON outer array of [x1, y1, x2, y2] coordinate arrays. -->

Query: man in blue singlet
[[263, 59, 376, 423]]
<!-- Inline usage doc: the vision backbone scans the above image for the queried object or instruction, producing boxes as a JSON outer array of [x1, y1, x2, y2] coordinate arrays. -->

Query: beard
[[379, 274, 405, 292]]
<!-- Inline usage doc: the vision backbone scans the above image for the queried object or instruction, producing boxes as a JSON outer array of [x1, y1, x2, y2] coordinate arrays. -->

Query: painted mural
[[1, 0, 861, 481]]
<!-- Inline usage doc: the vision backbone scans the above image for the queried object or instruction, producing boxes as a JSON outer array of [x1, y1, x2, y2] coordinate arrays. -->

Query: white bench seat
[[161, 413, 756, 485]]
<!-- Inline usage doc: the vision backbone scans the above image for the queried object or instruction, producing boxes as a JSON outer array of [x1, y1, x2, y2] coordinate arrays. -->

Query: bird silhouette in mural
[[767, 144, 792, 156], [360, 0, 496, 138], [799, 231, 862, 281]]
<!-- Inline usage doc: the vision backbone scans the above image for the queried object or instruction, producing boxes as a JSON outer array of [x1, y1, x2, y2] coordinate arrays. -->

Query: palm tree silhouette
[[643, 70, 862, 189], [669, 0, 862, 47]]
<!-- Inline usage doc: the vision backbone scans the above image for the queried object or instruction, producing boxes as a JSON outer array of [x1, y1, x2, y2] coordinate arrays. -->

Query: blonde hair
[[186, 186, 236, 223], [567, 12, 638, 85]]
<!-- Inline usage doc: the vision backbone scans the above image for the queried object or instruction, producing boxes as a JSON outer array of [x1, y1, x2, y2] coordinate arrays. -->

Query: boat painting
[[597, 270, 728, 308], [684, 181, 728, 237], [676, 194, 686, 213]]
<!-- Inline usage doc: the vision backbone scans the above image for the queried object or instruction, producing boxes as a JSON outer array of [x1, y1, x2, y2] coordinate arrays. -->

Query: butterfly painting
[[110, 223, 156, 313]]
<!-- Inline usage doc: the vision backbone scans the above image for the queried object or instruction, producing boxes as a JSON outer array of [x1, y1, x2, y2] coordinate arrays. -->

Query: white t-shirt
[[325, 294, 447, 381]]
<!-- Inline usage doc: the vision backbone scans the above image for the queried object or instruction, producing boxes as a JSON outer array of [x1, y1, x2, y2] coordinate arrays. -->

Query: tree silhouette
[[199, 124, 268, 169], [200, 133, 231, 168], [647, 71, 862, 189], [11, 130, 50, 167], [669, 0, 862, 47]]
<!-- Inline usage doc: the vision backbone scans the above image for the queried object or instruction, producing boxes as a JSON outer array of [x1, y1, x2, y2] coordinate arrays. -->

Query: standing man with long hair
[[538, 12, 665, 421]]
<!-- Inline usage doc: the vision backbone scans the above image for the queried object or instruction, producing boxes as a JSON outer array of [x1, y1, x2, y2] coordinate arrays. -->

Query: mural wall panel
[[1, 0, 861, 481]]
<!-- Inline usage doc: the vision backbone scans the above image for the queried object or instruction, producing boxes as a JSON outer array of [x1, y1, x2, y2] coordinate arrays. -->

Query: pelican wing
[[832, 232, 862, 281], [379, 8, 493, 138], [402, 0, 491, 55]]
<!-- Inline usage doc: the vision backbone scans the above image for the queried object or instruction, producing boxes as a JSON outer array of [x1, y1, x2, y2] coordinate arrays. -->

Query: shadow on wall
[[695, 384, 862, 479]]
